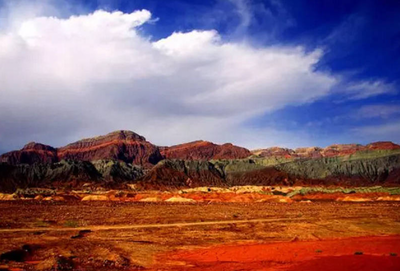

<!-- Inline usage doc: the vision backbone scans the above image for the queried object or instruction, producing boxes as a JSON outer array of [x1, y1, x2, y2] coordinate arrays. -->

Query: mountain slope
[[0, 142, 58, 165], [0, 130, 163, 167], [58, 130, 163, 167], [160, 140, 251, 160], [252, 142, 400, 159]]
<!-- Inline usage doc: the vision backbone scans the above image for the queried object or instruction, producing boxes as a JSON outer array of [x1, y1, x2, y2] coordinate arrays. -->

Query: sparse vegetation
[[15, 188, 56, 197], [287, 186, 400, 198], [35, 220, 50, 228], [297, 212, 303, 218], [64, 220, 79, 228]]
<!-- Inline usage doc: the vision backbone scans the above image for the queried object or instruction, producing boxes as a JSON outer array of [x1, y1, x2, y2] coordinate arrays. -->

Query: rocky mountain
[[0, 130, 400, 192], [57, 130, 163, 167], [252, 142, 400, 159], [0, 142, 58, 165], [160, 140, 251, 160], [0, 131, 163, 167]]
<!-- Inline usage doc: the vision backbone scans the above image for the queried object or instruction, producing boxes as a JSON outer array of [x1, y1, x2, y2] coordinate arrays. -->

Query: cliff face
[[275, 154, 400, 185], [0, 160, 102, 193], [136, 160, 225, 190], [134, 153, 400, 190], [92, 160, 144, 182], [0, 159, 146, 193], [160, 140, 251, 160]]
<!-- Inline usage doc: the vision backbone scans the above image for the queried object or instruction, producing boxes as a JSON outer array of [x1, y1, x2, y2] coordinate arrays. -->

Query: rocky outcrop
[[0, 142, 58, 165], [276, 153, 400, 185], [92, 160, 144, 182], [321, 144, 364, 157], [134, 154, 400, 190], [251, 147, 294, 158], [58, 130, 163, 167], [160, 140, 251, 160], [294, 147, 324, 158], [0, 159, 146, 192], [366, 141, 400, 150], [136, 160, 225, 190]]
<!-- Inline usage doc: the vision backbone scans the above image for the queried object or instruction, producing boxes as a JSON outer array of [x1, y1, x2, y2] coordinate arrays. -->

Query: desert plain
[[1, 189, 400, 271]]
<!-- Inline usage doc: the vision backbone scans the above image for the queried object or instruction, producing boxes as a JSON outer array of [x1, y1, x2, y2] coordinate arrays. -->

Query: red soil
[[291, 192, 390, 201], [155, 236, 400, 270], [112, 192, 291, 203]]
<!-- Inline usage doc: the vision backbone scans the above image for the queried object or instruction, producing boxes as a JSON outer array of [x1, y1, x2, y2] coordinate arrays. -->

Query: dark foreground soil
[[0, 201, 399, 270]]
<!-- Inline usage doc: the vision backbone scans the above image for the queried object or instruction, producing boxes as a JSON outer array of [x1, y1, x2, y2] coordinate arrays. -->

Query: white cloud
[[344, 80, 396, 100], [357, 104, 400, 119], [352, 121, 400, 143], [0, 7, 339, 151]]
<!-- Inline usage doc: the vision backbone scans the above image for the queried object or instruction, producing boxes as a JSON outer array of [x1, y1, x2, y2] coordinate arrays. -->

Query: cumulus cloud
[[0, 7, 339, 151]]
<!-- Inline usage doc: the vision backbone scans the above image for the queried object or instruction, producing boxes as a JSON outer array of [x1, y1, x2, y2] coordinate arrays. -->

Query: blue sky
[[0, 0, 399, 152]]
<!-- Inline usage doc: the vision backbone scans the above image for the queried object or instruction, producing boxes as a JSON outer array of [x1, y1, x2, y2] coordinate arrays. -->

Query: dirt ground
[[0, 201, 399, 270]]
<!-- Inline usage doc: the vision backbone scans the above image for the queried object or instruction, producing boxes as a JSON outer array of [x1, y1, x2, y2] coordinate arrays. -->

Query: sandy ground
[[0, 201, 399, 270]]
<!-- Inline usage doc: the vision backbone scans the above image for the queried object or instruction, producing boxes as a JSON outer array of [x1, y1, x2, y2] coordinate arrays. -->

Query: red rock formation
[[160, 140, 251, 160], [366, 141, 400, 150], [293, 147, 324, 158], [57, 130, 162, 166], [321, 144, 364, 157], [0, 131, 163, 167], [252, 141, 400, 159], [0, 142, 57, 165], [252, 147, 295, 159], [1, 129, 399, 167]]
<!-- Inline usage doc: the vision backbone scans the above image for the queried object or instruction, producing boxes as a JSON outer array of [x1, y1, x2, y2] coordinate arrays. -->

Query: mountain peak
[[71, 130, 146, 145], [57, 130, 161, 165], [22, 142, 56, 151]]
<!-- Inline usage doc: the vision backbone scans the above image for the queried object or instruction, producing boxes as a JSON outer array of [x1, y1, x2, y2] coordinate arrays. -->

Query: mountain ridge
[[2, 130, 399, 165], [1, 130, 399, 192]]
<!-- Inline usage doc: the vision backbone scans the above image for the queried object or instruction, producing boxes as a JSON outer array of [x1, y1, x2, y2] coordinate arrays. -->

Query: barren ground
[[0, 201, 399, 270]]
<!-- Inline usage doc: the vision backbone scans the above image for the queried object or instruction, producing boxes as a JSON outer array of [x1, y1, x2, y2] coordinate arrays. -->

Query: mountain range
[[0, 130, 399, 192]]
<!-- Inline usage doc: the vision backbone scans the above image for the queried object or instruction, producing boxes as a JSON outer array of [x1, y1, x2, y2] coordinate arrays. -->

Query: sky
[[0, 0, 399, 153]]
